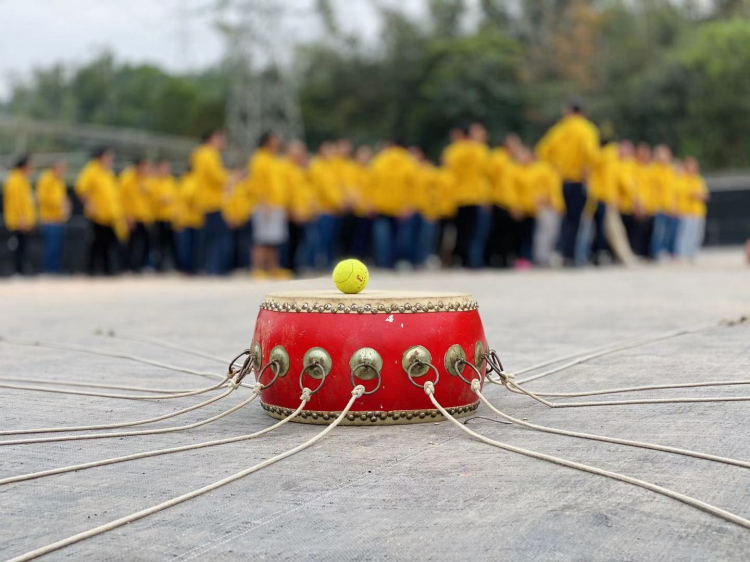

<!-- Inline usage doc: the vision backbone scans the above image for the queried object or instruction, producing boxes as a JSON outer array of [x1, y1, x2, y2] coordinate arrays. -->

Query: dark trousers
[[340, 212, 357, 257], [285, 220, 304, 272], [591, 201, 610, 263], [176, 227, 200, 274], [373, 215, 399, 269], [518, 216, 536, 262], [352, 216, 373, 260], [41, 224, 64, 274], [10, 231, 28, 275], [154, 221, 176, 271], [88, 222, 116, 276], [232, 222, 252, 271], [125, 222, 151, 272], [455, 205, 479, 267], [486, 206, 517, 268], [620, 213, 638, 255], [203, 211, 232, 275], [559, 182, 587, 261]]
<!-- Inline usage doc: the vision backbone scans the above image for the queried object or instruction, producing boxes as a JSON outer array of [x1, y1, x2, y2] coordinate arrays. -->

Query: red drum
[[250, 290, 487, 425]]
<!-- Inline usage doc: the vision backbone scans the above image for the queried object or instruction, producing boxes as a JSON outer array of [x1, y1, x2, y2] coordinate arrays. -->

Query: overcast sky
[[0, 0, 430, 100]]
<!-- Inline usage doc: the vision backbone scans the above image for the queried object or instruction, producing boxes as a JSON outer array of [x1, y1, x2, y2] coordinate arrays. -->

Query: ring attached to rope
[[255, 361, 280, 389], [228, 349, 252, 377], [455, 360, 483, 386], [299, 363, 328, 396], [350, 364, 382, 396], [406, 361, 440, 389]]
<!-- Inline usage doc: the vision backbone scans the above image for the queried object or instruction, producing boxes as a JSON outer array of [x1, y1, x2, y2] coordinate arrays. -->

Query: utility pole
[[217, 0, 305, 154]]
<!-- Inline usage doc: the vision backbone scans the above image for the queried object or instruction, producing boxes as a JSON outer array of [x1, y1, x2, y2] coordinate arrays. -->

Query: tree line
[[4, 0, 750, 170]]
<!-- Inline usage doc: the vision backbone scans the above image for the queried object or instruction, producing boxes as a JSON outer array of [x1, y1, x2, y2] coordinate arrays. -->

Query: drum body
[[251, 291, 487, 425]]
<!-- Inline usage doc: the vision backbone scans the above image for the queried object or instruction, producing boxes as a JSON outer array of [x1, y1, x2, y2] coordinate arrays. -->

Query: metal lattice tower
[[218, 0, 305, 153]]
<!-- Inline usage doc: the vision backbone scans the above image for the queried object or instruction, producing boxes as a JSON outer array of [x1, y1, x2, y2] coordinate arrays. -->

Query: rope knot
[[352, 385, 365, 398], [423, 381, 435, 395], [251, 382, 263, 394], [471, 379, 481, 392], [300, 388, 313, 402]]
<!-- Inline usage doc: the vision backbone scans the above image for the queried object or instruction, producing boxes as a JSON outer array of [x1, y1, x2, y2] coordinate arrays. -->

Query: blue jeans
[[316, 214, 340, 269], [416, 218, 438, 266], [176, 227, 199, 274], [373, 215, 399, 268], [397, 214, 422, 264], [468, 207, 491, 269], [41, 223, 64, 274], [203, 211, 232, 275], [651, 213, 676, 259]]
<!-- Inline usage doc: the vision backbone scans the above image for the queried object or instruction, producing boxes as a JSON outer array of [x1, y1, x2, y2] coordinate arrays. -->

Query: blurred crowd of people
[[2, 101, 710, 277]]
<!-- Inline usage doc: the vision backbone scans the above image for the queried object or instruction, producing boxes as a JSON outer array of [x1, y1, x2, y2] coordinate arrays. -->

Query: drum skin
[[252, 300, 487, 425]]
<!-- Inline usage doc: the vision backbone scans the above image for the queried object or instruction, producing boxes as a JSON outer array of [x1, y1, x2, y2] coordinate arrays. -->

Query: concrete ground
[[1, 249, 750, 561]]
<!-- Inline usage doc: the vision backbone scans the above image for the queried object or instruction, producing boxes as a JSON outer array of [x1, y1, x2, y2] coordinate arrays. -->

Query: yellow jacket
[[435, 168, 458, 219], [221, 180, 255, 227], [148, 175, 179, 222], [414, 163, 441, 220], [75, 160, 123, 229], [351, 163, 373, 217], [682, 173, 708, 217], [3, 169, 36, 231], [118, 167, 153, 225], [173, 172, 205, 230], [248, 148, 286, 208], [633, 163, 658, 216], [531, 161, 564, 214], [489, 149, 520, 211], [589, 143, 618, 204], [281, 158, 316, 222], [443, 140, 491, 207], [613, 158, 637, 214], [536, 115, 600, 182], [191, 144, 228, 213], [650, 163, 678, 215], [368, 147, 417, 217], [309, 157, 343, 214], [36, 169, 68, 224]]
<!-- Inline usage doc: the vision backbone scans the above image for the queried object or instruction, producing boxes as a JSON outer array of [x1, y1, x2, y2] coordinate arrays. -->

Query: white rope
[[0, 377, 231, 401], [0, 392, 312, 486], [0, 337, 225, 382], [0, 382, 260, 446], [424, 382, 750, 531], [0, 376, 205, 394], [506, 378, 750, 408], [472, 381, 750, 470], [0, 381, 244, 436], [97, 329, 227, 365], [504, 379, 750, 398], [8, 386, 365, 562], [515, 323, 725, 386]]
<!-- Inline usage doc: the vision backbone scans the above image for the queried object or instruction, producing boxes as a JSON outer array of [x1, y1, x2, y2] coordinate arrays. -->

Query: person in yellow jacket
[[369, 140, 418, 268], [410, 148, 441, 267], [507, 147, 545, 269], [308, 141, 342, 269], [334, 139, 361, 258], [612, 140, 641, 254], [531, 156, 564, 268], [118, 157, 152, 272], [248, 131, 287, 278], [190, 129, 232, 275], [536, 101, 600, 265], [148, 159, 179, 271], [443, 123, 492, 268], [75, 147, 126, 275], [486, 134, 522, 268], [173, 167, 204, 274], [587, 140, 619, 264], [675, 157, 709, 261], [350, 145, 374, 260], [36, 160, 70, 274], [3, 155, 37, 275], [649, 145, 678, 260], [279, 140, 315, 274], [632, 143, 656, 257]]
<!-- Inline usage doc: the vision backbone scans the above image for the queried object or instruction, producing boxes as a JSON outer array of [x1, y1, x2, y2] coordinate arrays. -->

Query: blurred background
[[1, 0, 750, 276]]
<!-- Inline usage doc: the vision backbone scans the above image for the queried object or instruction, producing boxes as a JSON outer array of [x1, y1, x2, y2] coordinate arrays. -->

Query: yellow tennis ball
[[333, 259, 369, 294]]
